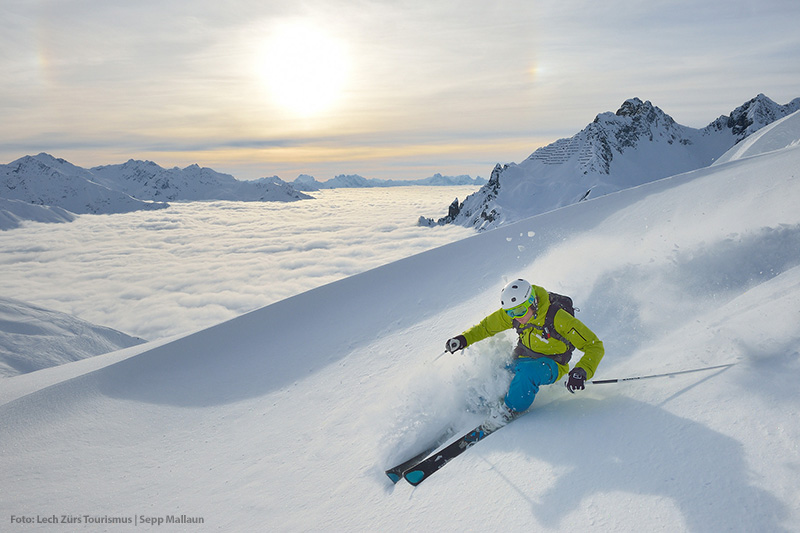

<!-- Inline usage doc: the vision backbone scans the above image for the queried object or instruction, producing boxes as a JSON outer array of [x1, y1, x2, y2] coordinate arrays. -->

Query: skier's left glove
[[566, 367, 587, 393], [445, 335, 467, 353]]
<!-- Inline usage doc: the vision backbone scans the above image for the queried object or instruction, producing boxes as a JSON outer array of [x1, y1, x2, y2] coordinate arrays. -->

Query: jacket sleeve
[[554, 310, 604, 380], [461, 309, 514, 346]]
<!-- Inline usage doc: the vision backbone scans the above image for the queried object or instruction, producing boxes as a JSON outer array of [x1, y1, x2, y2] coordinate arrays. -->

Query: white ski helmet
[[500, 279, 533, 310]]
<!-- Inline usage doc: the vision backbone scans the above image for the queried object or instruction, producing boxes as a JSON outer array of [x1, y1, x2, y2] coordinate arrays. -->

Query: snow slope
[[1, 125, 799, 531], [0, 297, 145, 378]]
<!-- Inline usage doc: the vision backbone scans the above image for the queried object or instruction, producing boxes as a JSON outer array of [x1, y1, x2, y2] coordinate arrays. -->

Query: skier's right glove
[[445, 335, 467, 353]]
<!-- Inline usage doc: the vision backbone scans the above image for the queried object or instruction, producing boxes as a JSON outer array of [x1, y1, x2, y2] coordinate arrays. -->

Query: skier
[[445, 279, 604, 418]]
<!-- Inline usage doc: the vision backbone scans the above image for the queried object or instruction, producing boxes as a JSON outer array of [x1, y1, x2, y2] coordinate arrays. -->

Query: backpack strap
[[543, 305, 575, 355], [511, 298, 575, 365], [512, 318, 537, 335], [513, 299, 574, 350]]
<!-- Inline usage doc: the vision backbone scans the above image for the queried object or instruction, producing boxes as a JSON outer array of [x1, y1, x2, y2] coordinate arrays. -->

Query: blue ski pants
[[504, 357, 559, 413]]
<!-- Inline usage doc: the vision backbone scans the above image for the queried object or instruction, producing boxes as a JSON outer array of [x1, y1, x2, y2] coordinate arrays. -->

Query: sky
[[2, 0, 800, 181]]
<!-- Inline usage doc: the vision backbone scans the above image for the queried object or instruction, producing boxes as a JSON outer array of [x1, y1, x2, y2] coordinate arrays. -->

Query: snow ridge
[[0, 198, 76, 230], [424, 94, 800, 231], [0, 296, 145, 378], [714, 107, 800, 165]]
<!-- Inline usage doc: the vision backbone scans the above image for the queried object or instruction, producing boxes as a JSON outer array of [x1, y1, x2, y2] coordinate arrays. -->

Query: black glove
[[566, 367, 587, 393], [445, 335, 467, 353]]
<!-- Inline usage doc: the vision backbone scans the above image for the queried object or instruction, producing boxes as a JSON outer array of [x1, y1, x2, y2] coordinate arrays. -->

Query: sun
[[258, 21, 350, 118]]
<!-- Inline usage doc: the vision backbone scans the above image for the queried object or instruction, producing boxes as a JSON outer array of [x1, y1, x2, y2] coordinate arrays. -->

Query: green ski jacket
[[461, 285, 604, 381]]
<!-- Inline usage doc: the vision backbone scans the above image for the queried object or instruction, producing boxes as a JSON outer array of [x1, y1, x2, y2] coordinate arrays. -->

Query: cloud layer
[[0, 187, 476, 340]]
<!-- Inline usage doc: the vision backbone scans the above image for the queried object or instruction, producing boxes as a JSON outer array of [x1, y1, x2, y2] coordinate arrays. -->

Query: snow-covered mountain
[[90, 159, 312, 202], [424, 94, 800, 230], [0, 197, 75, 231], [418, 173, 485, 186], [292, 172, 485, 191], [0, 154, 169, 216], [1, 109, 799, 531], [713, 105, 800, 165], [297, 173, 374, 189], [0, 153, 314, 226], [0, 296, 145, 378]]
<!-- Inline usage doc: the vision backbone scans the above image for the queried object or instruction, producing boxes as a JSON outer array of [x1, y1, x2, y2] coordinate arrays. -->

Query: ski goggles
[[505, 295, 536, 318]]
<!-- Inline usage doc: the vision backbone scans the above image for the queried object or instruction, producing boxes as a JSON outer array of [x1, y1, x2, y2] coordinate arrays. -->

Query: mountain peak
[[592, 98, 674, 131], [613, 98, 673, 126], [728, 94, 783, 136], [616, 97, 649, 117], [33, 152, 64, 164], [123, 158, 160, 168]]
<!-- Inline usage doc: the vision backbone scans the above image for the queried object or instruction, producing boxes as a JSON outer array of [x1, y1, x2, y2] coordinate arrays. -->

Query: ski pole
[[430, 350, 448, 363], [590, 363, 735, 384]]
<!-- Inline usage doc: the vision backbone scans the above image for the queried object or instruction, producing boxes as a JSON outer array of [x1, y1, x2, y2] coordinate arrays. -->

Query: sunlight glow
[[258, 21, 351, 118]]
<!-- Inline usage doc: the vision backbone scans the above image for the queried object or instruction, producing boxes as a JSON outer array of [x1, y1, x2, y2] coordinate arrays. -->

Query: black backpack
[[513, 291, 578, 362], [543, 292, 577, 353]]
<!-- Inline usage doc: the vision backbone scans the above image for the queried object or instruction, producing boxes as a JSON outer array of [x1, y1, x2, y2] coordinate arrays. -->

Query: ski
[[385, 427, 456, 483], [403, 413, 519, 486], [385, 445, 440, 484]]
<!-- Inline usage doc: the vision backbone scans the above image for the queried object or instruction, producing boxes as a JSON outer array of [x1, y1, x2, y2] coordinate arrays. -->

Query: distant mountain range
[[292, 173, 486, 190], [0, 153, 315, 228], [88, 159, 313, 203], [0, 153, 483, 229], [421, 94, 800, 230]]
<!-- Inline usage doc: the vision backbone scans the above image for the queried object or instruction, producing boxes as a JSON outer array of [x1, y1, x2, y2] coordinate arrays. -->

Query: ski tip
[[404, 470, 425, 485], [386, 472, 401, 484]]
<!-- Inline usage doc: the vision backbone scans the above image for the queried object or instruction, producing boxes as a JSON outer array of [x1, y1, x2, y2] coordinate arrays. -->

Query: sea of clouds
[[0, 187, 477, 340]]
